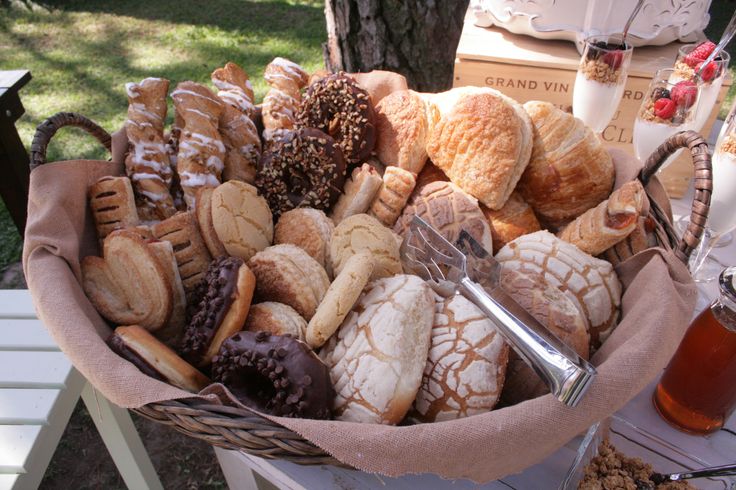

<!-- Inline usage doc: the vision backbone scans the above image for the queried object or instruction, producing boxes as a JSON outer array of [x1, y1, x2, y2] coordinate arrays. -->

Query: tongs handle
[[459, 277, 597, 407]]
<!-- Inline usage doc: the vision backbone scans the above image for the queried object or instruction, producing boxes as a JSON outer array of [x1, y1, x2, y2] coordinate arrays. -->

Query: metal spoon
[[621, 0, 646, 47], [636, 462, 736, 487], [696, 9, 736, 80]]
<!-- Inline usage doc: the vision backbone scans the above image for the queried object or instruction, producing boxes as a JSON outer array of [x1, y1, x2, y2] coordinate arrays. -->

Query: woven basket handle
[[30, 112, 112, 171], [638, 130, 712, 264]]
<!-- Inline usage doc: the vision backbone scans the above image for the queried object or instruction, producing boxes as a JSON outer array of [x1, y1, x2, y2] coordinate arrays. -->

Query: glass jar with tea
[[654, 266, 736, 434]]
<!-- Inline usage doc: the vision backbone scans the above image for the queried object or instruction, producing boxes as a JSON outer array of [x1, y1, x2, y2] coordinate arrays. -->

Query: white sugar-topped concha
[[495, 230, 621, 345], [411, 294, 509, 423], [319, 274, 435, 425]]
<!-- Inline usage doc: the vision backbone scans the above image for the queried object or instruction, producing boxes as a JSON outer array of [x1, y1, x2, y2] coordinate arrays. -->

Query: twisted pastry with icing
[[171, 81, 226, 208], [262, 57, 309, 141], [124, 77, 177, 220], [211, 62, 261, 183]]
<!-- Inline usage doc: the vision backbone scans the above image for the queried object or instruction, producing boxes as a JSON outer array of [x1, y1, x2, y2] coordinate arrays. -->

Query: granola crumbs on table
[[578, 440, 696, 490]]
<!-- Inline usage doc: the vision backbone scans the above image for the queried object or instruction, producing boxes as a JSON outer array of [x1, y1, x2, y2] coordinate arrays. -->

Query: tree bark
[[324, 0, 470, 92]]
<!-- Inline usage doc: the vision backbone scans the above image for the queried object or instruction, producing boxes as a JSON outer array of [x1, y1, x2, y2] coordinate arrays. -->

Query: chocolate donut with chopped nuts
[[212, 331, 334, 419], [296, 72, 376, 164], [256, 127, 346, 217], [180, 256, 256, 368]]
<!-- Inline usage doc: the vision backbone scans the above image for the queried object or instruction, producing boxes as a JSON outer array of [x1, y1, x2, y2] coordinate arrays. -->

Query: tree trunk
[[324, 0, 470, 92]]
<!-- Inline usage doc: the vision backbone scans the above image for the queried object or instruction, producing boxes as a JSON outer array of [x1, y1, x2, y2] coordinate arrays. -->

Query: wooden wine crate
[[453, 19, 731, 198]]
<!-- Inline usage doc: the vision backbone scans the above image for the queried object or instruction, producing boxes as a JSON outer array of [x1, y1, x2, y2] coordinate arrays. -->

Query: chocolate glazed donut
[[181, 256, 255, 368], [256, 127, 346, 218], [212, 331, 334, 419], [296, 72, 376, 164]]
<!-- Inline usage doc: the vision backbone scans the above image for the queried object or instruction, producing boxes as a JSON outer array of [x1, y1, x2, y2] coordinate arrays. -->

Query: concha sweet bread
[[425, 87, 532, 210], [411, 294, 509, 423], [274, 208, 334, 275], [320, 274, 435, 424], [517, 100, 615, 228], [495, 230, 622, 347], [498, 268, 590, 406], [394, 181, 493, 254]]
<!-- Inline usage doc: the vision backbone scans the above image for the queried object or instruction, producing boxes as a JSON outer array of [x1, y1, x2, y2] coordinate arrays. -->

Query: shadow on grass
[[0, 0, 326, 161], [20, 0, 324, 42]]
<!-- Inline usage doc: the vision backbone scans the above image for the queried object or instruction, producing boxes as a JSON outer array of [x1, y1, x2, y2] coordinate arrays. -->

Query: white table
[[0, 290, 163, 490], [214, 190, 736, 489]]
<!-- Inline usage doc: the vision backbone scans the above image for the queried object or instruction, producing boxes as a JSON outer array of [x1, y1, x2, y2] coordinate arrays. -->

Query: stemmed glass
[[573, 35, 633, 133], [673, 43, 730, 133], [633, 68, 701, 168], [672, 43, 732, 246], [688, 100, 736, 283]]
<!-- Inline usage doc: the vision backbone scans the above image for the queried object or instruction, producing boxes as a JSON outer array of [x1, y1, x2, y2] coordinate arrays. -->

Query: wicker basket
[[29, 111, 712, 467]]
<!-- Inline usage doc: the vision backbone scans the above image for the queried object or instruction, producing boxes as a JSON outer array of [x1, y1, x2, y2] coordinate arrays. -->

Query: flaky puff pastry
[[124, 77, 177, 220], [211, 62, 261, 183], [88, 176, 140, 241], [375, 90, 431, 174], [558, 180, 647, 256], [482, 191, 541, 254], [425, 87, 533, 210], [82, 230, 173, 332], [517, 101, 615, 229], [261, 57, 309, 141], [171, 81, 226, 208]]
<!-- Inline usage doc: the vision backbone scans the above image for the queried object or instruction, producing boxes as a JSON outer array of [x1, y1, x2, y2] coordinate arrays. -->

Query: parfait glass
[[573, 35, 634, 133], [633, 68, 701, 168], [688, 100, 736, 283], [672, 44, 732, 246], [673, 43, 730, 133]]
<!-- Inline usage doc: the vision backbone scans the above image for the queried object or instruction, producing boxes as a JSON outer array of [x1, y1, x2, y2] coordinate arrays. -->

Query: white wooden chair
[[0, 289, 163, 490]]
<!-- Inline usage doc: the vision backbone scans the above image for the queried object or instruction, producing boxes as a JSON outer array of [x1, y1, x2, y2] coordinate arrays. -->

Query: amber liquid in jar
[[654, 301, 736, 434]]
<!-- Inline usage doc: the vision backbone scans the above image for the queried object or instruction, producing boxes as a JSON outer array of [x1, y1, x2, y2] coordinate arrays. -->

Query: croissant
[[211, 62, 261, 183], [558, 180, 647, 256], [482, 191, 541, 254], [124, 77, 177, 220], [517, 101, 615, 228], [261, 57, 309, 141], [171, 81, 226, 208]]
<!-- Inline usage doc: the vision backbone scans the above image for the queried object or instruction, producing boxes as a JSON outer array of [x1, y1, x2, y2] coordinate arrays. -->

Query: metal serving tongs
[[400, 217, 597, 407]]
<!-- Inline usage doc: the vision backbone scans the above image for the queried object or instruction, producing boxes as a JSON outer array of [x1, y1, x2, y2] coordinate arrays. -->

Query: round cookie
[[320, 274, 435, 424], [296, 72, 376, 164], [394, 181, 493, 253], [256, 127, 346, 217], [245, 302, 307, 341], [274, 208, 334, 276], [330, 213, 402, 281], [213, 331, 334, 419], [247, 244, 330, 320], [210, 181, 273, 261], [411, 294, 509, 423], [306, 252, 374, 348]]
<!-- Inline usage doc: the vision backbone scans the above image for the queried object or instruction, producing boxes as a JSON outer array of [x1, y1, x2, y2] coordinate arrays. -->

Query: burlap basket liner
[[22, 131, 697, 483]]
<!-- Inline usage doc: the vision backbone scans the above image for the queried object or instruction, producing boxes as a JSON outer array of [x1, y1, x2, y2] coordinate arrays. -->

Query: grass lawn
[[0, 0, 326, 270]]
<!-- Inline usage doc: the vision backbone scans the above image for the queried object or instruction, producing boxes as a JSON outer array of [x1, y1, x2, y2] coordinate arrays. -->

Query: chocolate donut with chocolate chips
[[212, 331, 334, 419], [181, 256, 256, 368], [296, 72, 376, 164], [256, 127, 346, 218]]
